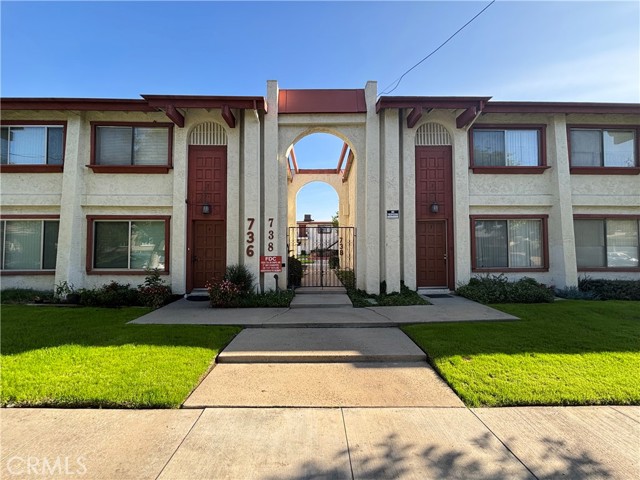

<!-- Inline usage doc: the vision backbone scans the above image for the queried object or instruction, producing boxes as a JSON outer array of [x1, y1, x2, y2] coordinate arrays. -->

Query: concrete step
[[295, 287, 347, 294], [183, 362, 464, 408], [289, 293, 352, 308], [218, 328, 426, 363], [418, 288, 451, 296]]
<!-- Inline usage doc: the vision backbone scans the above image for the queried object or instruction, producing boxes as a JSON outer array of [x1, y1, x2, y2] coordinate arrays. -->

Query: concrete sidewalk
[[2, 406, 637, 479], [130, 294, 517, 326]]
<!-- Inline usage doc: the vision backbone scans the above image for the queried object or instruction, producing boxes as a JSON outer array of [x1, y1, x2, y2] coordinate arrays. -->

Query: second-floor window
[[472, 127, 542, 167], [95, 125, 170, 166], [0, 126, 64, 165], [569, 128, 636, 168]]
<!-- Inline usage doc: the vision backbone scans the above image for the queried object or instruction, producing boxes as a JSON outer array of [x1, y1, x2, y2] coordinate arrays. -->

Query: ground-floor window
[[574, 217, 639, 269], [471, 216, 547, 271], [87, 216, 169, 272], [0, 219, 59, 270]]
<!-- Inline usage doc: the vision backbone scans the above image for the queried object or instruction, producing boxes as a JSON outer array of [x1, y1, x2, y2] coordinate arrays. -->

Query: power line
[[379, 0, 496, 96]]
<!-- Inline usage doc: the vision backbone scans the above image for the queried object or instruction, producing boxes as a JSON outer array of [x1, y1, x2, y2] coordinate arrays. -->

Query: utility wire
[[379, 0, 496, 96]]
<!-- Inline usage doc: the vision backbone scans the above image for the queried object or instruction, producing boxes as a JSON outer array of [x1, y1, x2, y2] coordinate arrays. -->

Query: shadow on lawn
[[262, 431, 614, 480], [0, 305, 241, 355]]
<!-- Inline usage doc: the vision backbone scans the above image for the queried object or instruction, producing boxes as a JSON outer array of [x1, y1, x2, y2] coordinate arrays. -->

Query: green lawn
[[402, 301, 640, 407], [1, 306, 240, 408]]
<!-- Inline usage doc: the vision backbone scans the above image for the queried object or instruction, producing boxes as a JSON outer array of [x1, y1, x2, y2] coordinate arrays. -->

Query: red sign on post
[[260, 255, 282, 272]]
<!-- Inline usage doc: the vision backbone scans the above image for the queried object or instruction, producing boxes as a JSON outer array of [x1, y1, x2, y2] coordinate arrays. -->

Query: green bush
[[0, 289, 55, 304], [329, 254, 340, 269], [335, 269, 356, 290], [234, 290, 295, 307], [456, 275, 554, 304], [79, 281, 141, 308], [138, 269, 172, 309], [555, 286, 599, 300], [224, 264, 255, 295], [288, 256, 303, 287], [578, 277, 640, 301]]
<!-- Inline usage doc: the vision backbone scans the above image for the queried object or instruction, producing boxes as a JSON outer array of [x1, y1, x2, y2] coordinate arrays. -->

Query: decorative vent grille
[[416, 123, 451, 146], [189, 122, 227, 145]]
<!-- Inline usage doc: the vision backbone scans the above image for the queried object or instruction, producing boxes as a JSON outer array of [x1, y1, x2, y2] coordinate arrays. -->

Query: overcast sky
[[2, 1, 638, 220]]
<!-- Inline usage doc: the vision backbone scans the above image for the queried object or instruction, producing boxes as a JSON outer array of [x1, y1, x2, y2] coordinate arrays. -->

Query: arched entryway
[[186, 122, 227, 292], [284, 132, 357, 287], [415, 122, 455, 289]]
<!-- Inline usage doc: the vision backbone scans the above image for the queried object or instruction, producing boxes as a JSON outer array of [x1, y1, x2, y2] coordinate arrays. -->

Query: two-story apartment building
[[1, 81, 638, 295]]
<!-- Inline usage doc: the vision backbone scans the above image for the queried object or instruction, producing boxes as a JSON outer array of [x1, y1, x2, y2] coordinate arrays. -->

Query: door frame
[[186, 145, 227, 292]]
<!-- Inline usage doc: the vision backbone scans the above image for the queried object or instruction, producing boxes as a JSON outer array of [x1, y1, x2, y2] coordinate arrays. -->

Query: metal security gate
[[287, 226, 355, 288]]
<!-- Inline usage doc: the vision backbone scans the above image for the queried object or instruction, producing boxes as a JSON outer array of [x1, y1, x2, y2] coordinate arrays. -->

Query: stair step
[[217, 328, 426, 363]]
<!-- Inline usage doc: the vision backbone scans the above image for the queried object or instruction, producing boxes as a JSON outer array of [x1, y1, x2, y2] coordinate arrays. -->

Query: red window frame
[[567, 125, 640, 175], [89, 122, 174, 174], [0, 121, 67, 173], [470, 215, 550, 272], [86, 215, 171, 274], [469, 124, 549, 174]]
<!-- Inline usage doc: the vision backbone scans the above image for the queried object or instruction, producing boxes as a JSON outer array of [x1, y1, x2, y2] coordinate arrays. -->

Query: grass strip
[[1, 305, 240, 408], [402, 300, 640, 407]]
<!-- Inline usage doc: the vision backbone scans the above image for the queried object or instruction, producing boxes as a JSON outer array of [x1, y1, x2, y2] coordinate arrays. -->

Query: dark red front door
[[415, 145, 454, 288], [193, 221, 226, 288], [417, 221, 447, 287], [187, 146, 227, 291]]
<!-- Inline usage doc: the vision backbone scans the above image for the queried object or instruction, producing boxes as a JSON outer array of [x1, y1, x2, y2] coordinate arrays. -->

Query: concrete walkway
[[130, 293, 517, 326], [2, 406, 637, 479]]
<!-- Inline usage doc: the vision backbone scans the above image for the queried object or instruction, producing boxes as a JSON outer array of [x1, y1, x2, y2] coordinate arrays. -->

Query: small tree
[[331, 211, 339, 227]]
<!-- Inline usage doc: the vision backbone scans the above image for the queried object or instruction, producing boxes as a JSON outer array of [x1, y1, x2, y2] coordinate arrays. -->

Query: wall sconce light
[[430, 202, 439, 214], [202, 204, 211, 215]]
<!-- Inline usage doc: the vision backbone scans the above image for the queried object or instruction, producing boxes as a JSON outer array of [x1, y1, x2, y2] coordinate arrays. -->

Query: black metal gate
[[287, 226, 356, 288]]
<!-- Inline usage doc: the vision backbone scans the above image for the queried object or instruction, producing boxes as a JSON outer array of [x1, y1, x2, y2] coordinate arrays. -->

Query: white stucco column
[[401, 112, 417, 290], [451, 119, 472, 287], [243, 109, 262, 289], [548, 114, 578, 287], [54, 113, 86, 289], [361, 81, 381, 294], [171, 121, 188, 294], [383, 109, 401, 293], [263, 80, 285, 290]]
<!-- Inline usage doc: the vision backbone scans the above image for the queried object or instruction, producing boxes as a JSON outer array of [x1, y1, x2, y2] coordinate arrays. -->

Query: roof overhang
[[1, 94, 268, 129], [482, 102, 640, 115], [376, 96, 491, 129]]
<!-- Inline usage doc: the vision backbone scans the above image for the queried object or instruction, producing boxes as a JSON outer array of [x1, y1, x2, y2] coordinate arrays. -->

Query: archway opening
[[285, 131, 357, 288]]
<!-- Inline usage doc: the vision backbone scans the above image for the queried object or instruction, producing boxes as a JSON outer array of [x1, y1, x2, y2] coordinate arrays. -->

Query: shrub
[[335, 269, 356, 290], [0, 289, 55, 304], [288, 256, 303, 288], [138, 269, 172, 309], [79, 281, 140, 308], [207, 279, 243, 308], [224, 264, 255, 295], [555, 286, 599, 300], [456, 275, 554, 304], [578, 277, 640, 301], [233, 290, 295, 308], [329, 254, 340, 269]]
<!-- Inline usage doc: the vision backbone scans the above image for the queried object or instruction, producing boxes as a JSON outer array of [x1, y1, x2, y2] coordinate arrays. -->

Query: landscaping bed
[[335, 270, 429, 307], [1, 306, 240, 408], [402, 300, 640, 407]]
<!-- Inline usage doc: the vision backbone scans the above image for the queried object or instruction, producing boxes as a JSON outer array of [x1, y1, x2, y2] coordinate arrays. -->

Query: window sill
[[0, 270, 56, 276], [470, 166, 550, 174], [86, 269, 170, 275], [570, 167, 640, 175], [577, 267, 640, 272], [0, 165, 64, 173], [86, 165, 172, 174], [472, 268, 549, 273]]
